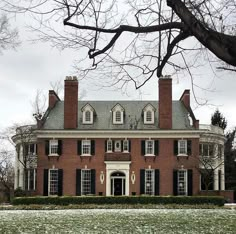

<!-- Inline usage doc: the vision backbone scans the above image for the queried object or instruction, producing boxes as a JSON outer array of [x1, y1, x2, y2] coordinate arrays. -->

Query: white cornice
[[35, 129, 206, 139]]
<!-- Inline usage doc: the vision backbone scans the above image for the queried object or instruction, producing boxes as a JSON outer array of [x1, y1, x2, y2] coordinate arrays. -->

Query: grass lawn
[[0, 209, 235, 233]]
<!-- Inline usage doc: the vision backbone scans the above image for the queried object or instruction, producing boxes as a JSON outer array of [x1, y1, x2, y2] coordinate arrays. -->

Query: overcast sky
[[0, 13, 236, 133]]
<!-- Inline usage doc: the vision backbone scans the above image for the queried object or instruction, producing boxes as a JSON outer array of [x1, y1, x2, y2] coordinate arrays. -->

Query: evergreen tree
[[211, 109, 227, 130]]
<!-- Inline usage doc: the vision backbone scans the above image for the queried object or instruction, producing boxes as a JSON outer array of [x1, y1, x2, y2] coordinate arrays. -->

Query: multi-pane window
[[123, 140, 129, 152], [146, 111, 152, 122], [85, 110, 91, 122], [82, 140, 91, 155], [25, 169, 37, 191], [200, 143, 214, 157], [115, 111, 121, 122], [178, 170, 187, 195], [49, 169, 58, 196], [28, 143, 37, 155], [145, 140, 154, 155], [145, 170, 155, 195], [178, 140, 187, 155], [81, 169, 91, 195], [49, 140, 58, 155], [107, 139, 113, 152], [218, 144, 223, 158]]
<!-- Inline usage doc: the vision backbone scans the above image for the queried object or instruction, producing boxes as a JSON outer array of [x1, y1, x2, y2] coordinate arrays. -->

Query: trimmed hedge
[[12, 196, 225, 206]]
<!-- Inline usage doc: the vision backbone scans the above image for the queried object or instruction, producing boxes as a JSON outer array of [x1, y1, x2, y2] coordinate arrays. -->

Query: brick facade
[[13, 76, 226, 197]]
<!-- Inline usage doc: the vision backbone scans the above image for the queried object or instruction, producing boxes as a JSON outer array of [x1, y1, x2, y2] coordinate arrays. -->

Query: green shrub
[[14, 188, 27, 197], [12, 196, 225, 206]]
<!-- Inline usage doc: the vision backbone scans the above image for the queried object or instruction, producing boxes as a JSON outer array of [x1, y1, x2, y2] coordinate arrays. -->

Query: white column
[[214, 170, 219, 190], [220, 168, 225, 191]]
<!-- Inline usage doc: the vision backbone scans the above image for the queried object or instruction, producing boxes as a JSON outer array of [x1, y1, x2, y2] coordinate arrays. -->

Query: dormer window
[[82, 104, 95, 124], [143, 104, 155, 124], [112, 104, 124, 124]]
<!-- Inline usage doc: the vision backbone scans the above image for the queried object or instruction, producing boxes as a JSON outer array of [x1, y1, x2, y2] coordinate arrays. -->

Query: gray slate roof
[[43, 101, 193, 130]]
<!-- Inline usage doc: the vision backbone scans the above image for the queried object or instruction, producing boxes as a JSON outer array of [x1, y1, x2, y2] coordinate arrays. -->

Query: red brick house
[[13, 76, 226, 197]]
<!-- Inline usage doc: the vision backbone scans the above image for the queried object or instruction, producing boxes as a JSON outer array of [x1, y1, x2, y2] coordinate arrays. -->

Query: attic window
[[143, 104, 155, 124], [82, 104, 94, 124], [112, 104, 124, 124]]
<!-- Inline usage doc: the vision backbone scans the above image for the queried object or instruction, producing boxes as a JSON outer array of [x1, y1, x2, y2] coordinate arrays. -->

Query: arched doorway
[[110, 171, 126, 196]]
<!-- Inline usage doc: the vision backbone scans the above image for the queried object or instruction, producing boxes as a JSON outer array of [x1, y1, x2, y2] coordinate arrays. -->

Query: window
[[25, 169, 37, 191], [218, 144, 223, 158], [123, 140, 129, 152], [178, 170, 187, 195], [145, 170, 155, 195], [143, 104, 155, 124], [28, 143, 37, 155], [85, 110, 91, 122], [199, 143, 215, 157], [82, 140, 91, 155], [115, 140, 121, 152], [49, 140, 58, 155], [115, 111, 121, 122], [49, 169, 58, 196], [112, 104, 124, 124], [200, 169, 214, 191], [81, 169, 91, 195], [178, 140, 187, 155], [146, 111, 152, 122], [82, 104, 94, 124], [146, 140, 154, 155], [107, 139, 113, 152]]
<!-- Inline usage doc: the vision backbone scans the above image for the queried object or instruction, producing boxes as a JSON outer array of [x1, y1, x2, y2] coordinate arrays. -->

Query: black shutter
[[141, 140, 145, 156], [77, 140, 81, 155], [43, 169, 49, 196], [187, 140, 192, 156], [45, 140, 49, 156], [154, 140, 159, 156], [112, 141, 115, 152], [140, 169, 145, 194], [91, 140, 95, 155], [58, 140, 62, 155], [218, 170, 221, 191], [155, 169, 160, 195], [36, 144, 38, 154], [173, 170, 178, 195], [105, 140, 107, 152], [187, 169, 193, 196], [76, 169, 81, 195], [129, 140, 131, 153], [91, 169, 96, 195], [121, 140, 123, 152], [174, 140, 178, 155], [58, 169, 63, 196]]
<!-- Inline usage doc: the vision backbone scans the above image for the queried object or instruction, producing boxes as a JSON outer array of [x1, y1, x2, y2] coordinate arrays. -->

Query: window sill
[[48, 154, 59, 157], [80, 154, 92, 156], [144, 154, 155, 157], [177, 154, 188, 157]]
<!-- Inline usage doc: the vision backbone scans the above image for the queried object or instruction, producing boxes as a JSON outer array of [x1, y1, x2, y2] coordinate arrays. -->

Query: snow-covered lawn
[[0, 209, 235, 233]]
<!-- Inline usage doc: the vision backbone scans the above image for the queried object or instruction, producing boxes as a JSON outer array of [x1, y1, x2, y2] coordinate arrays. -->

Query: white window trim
[[177, 169, 188, 196], [107, 139, 113, 153], [81, 140, 91, 156], [145, 140, 155, 156], [49, 139, 59, 156], [178, 140, 187, 156], [145, 169, 155, 195], [144, 110, 154, 124], [81, 169, 91, 195], [48, 169, 58, 196], [123, 140, 129, 153], [28, 143, 37, 155], [114, 140, 122, 152], [83, 109, 93, 124], [112, 105, 124, 125]]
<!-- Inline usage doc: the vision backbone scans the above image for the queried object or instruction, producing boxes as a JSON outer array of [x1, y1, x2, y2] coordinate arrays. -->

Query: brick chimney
[[64, 76, 78, 129], [159, 76, 172, 129], [49, 90, 60, 109]]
